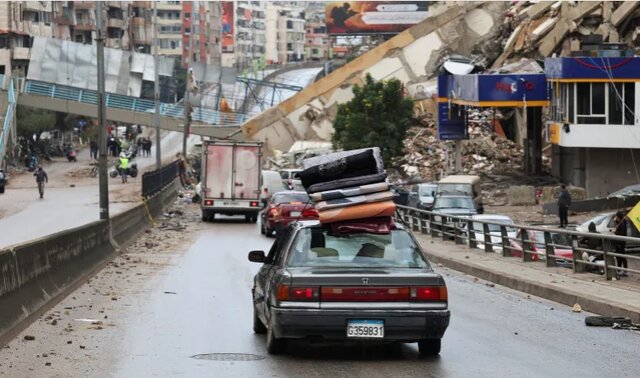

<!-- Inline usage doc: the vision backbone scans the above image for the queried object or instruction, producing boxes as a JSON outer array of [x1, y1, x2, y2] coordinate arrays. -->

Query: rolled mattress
[[318, 200, 397, 224]]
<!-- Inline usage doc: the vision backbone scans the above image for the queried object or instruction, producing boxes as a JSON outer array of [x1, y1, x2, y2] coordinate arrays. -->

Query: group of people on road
[[560, 185, 630, 277], [137, 137, 153, 157]]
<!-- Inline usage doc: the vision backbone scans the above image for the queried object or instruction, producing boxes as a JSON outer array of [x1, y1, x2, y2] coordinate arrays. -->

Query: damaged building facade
[[546, 52, 640, 198]]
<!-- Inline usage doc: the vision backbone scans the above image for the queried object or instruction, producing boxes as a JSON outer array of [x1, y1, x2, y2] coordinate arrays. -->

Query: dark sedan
[[249, 221, 450, 355], [260, 191, 318, 236]]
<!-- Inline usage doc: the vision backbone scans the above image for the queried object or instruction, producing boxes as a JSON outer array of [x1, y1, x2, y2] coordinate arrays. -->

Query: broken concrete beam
[[609, 29, 620, 43], [602, 1, 613, 20], [532, 17, 559, 41], [595, 22, 612, 41], [611, 1, 639, 27], [569, 1, 602, 22], [492, 25, 522, 68], [539, 20, 569, 56], [527, 1, 555, 20]]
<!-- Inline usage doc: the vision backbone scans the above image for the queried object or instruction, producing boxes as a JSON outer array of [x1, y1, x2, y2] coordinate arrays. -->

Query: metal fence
[[142, 160, 178, 198], [396, 205, 640, 280]]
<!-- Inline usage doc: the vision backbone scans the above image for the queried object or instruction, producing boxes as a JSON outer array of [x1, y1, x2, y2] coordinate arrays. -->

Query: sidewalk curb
[[419, 246, 640, 322]]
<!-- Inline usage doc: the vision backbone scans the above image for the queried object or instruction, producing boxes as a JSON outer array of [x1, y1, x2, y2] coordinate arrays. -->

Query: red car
[[260, 191, 318, 236], [509, 229, 573, 263]]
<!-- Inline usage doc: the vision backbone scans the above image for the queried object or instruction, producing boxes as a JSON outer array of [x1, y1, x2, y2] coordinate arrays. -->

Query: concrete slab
[[464, 8, 494, 37], [402, 32, 443, 78], [364, 57, 405, 81]]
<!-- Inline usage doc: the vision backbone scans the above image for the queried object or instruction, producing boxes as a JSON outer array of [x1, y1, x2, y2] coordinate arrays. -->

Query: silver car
[[249, 221, 450, 355]]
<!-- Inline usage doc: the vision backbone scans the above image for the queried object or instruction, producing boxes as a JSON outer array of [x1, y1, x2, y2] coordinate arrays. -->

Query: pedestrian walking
[[89, 139, 98, 160], [145, 138, 152, 157], [613, 211, 629, 276], [119, 153, 129, 183], [33, 165, 48, 199], [557, 185, 572, 228]]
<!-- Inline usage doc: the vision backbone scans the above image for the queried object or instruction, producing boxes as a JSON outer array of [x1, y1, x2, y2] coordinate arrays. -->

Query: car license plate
[[346, 320, 384, 339], [290, 211, 301, 217]]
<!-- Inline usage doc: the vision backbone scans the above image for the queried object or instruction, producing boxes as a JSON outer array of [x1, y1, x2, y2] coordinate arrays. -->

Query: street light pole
[[153, 2, 162, 169], [96, 1, 109, 220]]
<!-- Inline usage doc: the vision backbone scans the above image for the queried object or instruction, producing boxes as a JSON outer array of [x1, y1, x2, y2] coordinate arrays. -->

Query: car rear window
[[286, 228, 430, 269], [273, 193, 310, 204]]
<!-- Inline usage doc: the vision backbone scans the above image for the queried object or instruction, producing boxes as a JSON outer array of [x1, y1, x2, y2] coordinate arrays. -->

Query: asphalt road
[[0, 131, 198, 249]]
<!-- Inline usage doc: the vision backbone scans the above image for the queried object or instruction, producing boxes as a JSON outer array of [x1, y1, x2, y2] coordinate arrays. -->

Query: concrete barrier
[[0, 179, 178, 346]]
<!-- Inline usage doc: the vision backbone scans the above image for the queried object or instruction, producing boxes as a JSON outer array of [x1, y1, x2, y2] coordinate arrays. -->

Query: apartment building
[[207, 1, 222, 66], [156, 1, 182, 57], [232, 1, 266, 69], [0, 1, 53, 77], [305, 22, 328, 61], [265, 4, 305, 64]]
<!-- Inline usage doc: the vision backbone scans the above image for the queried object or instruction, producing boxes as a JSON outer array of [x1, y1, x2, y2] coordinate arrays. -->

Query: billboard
[[325, 1, 429, 35], [221, 1, 234, 53]]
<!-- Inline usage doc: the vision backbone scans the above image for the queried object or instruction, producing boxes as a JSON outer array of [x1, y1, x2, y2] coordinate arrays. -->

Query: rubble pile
[[494, 1, 640, 67], [400, 112, 532, 181]]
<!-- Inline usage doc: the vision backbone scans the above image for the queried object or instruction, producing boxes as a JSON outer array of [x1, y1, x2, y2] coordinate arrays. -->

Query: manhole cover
[[190, 353, 265, 361]]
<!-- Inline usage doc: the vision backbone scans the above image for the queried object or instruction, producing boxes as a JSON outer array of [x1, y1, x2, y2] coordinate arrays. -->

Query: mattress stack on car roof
[[300, 148, 396, 224]]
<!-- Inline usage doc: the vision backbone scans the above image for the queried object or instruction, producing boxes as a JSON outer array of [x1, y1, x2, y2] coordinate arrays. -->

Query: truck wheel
[[250, 215, 258, 223], [0, 185, 4, 194], [202, 212, 208, 222]]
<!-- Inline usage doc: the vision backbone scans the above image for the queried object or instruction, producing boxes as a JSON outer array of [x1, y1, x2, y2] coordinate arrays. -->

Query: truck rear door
[[205, 144, 233, 199], [233, 145, 260, 200]]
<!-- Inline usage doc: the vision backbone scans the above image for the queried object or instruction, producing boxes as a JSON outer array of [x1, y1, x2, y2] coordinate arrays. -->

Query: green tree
[[332, 74, 414, 165], [16, 105, 56, 140]]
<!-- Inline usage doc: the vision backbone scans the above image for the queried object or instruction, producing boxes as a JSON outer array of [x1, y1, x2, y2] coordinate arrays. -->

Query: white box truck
[[200, 140, 262, 222]]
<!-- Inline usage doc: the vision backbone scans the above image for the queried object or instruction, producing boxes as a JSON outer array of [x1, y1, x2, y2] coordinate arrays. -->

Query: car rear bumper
[[271, 307, 450, 342]]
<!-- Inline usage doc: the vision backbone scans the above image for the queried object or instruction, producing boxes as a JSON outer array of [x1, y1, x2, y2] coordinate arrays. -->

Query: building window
[[107, 28, 123, 39], [0, 36, 8, 49], [576, 82, 606, 124], [608, 82, 635, 125], [184, 12, 191, 19], [286, 20, 293, 29]]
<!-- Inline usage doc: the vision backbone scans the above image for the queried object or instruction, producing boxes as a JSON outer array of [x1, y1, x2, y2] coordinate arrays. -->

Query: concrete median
[[0, 180, 178, 346]]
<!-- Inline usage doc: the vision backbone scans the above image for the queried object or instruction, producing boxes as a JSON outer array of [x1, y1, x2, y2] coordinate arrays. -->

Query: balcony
[[107, 1, 123, 8], [74, 2, 96, 10], [106, 38, 123, 49], [108, 18, 124, 29], [54, 14, 73, 25], [13, 47, 31, 60], [75, 21, 96, 31], [131, 17, 146, 27], [157, 3, 182, 11]]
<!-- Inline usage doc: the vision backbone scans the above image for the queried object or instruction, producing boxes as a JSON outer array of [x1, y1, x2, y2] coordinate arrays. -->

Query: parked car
[[249, 221, 450, 355], [416, 183, 438, 210], [576, 213, 616, 234], [261, 170, 287, 205], [279, 169, 303, 191], [470, 214, 517, 252], [0, 168, 6, 193], [437, 175, 484, 214], [509, 229, 573, 263], [260, 191, 318, 236]]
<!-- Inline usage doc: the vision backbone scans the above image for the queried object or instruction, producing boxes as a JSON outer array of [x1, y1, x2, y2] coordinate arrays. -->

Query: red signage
[[221, 1, 234, 53]]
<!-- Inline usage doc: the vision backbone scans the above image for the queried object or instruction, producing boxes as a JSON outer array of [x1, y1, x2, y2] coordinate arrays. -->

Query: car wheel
[[260, 221, 266, 235], [253, 307, 266, 334], [266, 321, 285, 354], [265, 226, 273, 237], [418, 339, 441, 356]]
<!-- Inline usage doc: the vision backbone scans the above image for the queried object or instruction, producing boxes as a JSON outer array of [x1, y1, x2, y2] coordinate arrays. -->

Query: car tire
[[418, 339, 441, 356], [260, 222, 266, 235], [0, 185, 4, 194], [266, 321, 285, 354], [253, 307, 267, 334], [265, 226, 273, 237]]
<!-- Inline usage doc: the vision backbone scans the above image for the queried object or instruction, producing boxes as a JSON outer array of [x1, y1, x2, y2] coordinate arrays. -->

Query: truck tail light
[[250, 201, 259, 207], [204, 200, 213, 206], [277, 285, 319, 301], [410, 286, 448, 302]]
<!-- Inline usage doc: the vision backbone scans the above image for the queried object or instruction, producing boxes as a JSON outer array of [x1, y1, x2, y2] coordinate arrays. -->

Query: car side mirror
[[248, 250, 266, 263]]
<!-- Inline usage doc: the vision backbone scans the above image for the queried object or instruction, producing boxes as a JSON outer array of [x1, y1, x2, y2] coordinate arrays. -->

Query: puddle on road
[[190, 353, 266, 361]]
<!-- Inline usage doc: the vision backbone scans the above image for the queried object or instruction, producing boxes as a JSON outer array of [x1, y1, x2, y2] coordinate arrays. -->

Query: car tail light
[[289, 202, 303, 205], [320, 287, 410, 301], [301, 208, 318, 217], [250, 201, 259, 207], [410, 286, 448, 302], [277, 285, 319, 301], [204, 199, 213, 206], [268, 206, 279, 217]]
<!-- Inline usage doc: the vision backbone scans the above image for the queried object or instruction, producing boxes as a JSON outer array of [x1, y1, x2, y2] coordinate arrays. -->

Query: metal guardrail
[[396, 205, 640, 281], [142, 160, 179, 198], [22, 79, 251, 127]]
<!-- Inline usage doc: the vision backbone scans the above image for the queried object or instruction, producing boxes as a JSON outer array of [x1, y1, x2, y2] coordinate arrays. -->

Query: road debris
[[572, 304, 583, 313]]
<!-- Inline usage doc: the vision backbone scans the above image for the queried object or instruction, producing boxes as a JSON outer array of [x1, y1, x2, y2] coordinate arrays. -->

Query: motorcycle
[[66, 148, 77, 162], [110, 162, 138, 179], [25, 155, 38, 172]]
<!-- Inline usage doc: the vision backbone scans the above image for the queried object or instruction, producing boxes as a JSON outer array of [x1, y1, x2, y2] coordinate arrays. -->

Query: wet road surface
[[2, 214, 639, 377]]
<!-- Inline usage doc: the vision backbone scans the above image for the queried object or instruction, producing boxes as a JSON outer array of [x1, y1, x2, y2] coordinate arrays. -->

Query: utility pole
[[96, 1, 109, 220], [153, 2, 162, 169], [182, 15, 195, 158]]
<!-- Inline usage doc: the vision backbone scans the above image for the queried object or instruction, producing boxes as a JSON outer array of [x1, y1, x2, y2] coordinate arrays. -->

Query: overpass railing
[[396, 205, 640, 281], [22, 79, 251, 126]]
